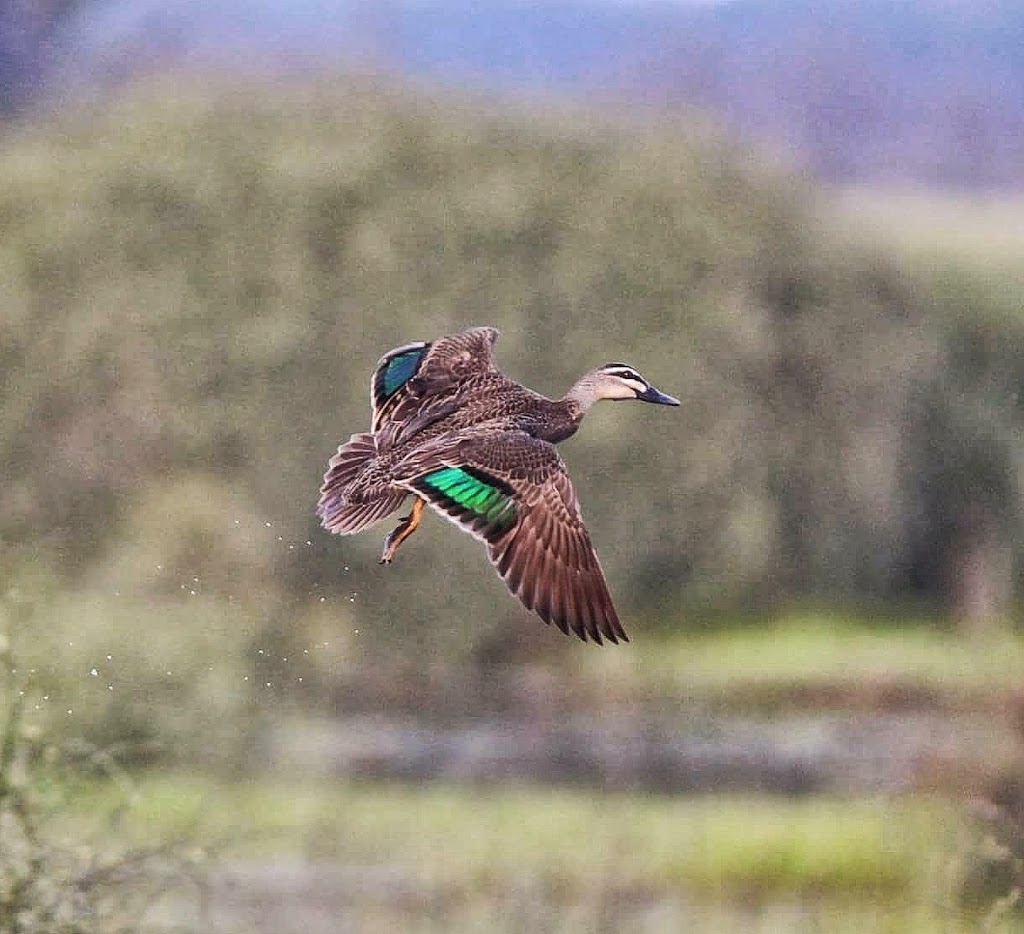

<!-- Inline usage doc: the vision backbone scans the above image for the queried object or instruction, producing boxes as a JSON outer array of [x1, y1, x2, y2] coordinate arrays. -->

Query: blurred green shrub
[[956, 778, 1024, 924], [0, 76, 1020, 674], [0, 606, 204, 932]]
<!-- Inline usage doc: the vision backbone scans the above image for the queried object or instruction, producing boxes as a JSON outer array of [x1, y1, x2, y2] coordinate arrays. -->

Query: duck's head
[[592, 363, 681, 405], [568, 363, 680, 409]]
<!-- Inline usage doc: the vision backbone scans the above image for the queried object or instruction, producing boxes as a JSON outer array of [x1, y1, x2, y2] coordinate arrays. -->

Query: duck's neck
[[563, 371, 603, 415], [531, 377, 595, 444]]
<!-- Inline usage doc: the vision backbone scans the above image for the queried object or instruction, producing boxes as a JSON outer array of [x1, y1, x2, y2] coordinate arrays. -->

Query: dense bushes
[[0, 78, 1020, 669]]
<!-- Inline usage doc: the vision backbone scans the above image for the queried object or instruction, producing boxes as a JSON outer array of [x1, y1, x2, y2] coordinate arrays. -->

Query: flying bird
[[317, 326, 679, 644]]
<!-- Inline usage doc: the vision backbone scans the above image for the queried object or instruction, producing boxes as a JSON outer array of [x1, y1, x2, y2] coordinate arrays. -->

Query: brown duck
[[317, 326, 679, 644]]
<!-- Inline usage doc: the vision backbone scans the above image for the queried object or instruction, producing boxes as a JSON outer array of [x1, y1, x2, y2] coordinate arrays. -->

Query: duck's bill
[[637, 384, 680, 406]]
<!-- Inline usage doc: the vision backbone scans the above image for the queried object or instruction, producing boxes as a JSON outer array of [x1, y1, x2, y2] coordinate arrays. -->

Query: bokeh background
[[2, 1, 1024, 931]]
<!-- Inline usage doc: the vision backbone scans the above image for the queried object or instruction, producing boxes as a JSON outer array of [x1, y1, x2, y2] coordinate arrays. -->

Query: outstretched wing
[[370, 327, 501, 438], [398, 432, 627, 645]]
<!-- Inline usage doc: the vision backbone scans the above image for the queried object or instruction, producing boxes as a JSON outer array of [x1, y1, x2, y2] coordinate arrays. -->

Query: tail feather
[[317, 432, 405, 534]]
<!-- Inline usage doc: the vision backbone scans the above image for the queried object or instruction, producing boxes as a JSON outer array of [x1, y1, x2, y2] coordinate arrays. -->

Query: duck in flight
[[317, 326, 679, 644]]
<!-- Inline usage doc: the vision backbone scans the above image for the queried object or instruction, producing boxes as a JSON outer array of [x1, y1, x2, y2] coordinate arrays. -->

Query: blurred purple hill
[[6, 0, 1024, 186]]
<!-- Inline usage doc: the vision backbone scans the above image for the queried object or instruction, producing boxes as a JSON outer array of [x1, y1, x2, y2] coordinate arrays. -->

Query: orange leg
[[379, 497, 426, 564]]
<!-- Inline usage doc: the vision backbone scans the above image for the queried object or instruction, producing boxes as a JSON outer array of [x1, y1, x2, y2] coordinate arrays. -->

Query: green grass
[[79, 776, 947, 897], [25, 609, 1024, 932], [580, 613, 1024, 707], [62, 775, 1019, 933]]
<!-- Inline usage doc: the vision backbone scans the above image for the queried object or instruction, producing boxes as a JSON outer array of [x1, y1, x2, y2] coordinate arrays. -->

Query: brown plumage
[[317, 326, 679, 644]]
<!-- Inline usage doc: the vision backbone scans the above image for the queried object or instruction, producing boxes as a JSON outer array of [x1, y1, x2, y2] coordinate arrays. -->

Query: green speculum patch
[[422, 466, 517, 531]]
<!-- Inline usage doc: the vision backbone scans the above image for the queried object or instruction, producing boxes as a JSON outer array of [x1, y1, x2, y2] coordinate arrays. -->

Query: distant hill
[[14, 0, 1024, 186]]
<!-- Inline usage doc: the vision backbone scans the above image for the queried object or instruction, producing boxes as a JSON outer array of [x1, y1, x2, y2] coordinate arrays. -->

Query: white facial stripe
[[596, 375, 648, 399]]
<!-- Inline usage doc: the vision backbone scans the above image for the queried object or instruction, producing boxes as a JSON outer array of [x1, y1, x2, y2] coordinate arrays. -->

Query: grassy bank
[[65, 775, 1013, 934], [582, 614, 1024, 709]]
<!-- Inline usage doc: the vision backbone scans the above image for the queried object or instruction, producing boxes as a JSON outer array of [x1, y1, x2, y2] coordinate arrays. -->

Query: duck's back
[[371, 328, 498, 427], [371, 326, 580, 452]]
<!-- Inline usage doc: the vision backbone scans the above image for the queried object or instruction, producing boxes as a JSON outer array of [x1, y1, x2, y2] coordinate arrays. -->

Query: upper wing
[[398, 432, 627, 645], [370, 327, 500, 437]]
